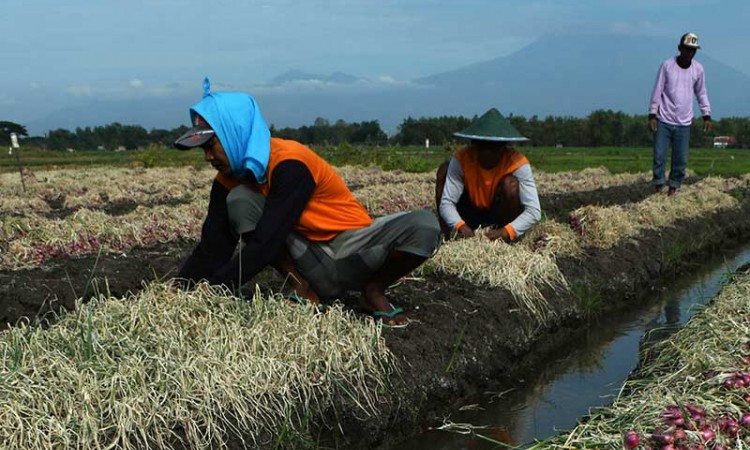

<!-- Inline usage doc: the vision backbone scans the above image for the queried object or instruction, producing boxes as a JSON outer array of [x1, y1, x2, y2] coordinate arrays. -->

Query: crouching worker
[[173, 80, 441, 328], [435, 108, 541, 242]]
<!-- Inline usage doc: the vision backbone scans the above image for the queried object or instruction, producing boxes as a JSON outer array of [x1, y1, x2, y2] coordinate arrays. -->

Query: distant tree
[[587, 110, 626, 147], [120, 124, 149, 149], [75, 126, 96, 149], [393, 116, 473, 145], [272, 118, 387, 145], [508, 115, 528, 140], [46, 129, 77, 150], [0, 121, 28, 146], [349, 120, 387, 144], [313, 117, 330, 128], [27, 112, 750, 151], [148, 128, 171, 146]]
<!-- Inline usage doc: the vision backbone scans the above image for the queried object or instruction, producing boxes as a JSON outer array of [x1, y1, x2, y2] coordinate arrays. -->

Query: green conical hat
[[454, 108, 529, 142]]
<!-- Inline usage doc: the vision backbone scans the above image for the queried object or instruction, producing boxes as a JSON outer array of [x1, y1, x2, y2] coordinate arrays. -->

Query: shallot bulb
[[623, 430, 639, 449]]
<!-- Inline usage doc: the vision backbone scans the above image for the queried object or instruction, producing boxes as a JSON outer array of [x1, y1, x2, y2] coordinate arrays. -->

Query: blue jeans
[[652, 120, 691, 189]]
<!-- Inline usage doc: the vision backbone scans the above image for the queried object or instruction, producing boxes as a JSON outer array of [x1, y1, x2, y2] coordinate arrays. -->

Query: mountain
[[256, 34, 750, 129], [415, 34, 750, 119], [24, 34, 750, 135]]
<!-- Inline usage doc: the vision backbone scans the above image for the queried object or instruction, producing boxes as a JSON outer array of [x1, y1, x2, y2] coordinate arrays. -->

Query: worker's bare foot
[[360, 289, 409, 328]]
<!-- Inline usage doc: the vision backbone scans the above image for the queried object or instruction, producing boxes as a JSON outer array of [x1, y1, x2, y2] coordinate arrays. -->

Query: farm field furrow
[[1, 164, 750, 449], [3, 167, 748, 272]]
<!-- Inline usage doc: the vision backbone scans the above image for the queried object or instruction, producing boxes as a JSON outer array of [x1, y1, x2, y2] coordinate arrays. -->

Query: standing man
[[435, 108, 541, 242], [173, 80, 441, 328], [648, 32, 712, 195]]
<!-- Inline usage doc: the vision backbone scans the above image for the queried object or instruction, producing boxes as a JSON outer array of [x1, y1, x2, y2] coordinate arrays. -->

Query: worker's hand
[[649, 118, 658, 133], [703, 119, 712, 133], [457, 225, 475, 239], [485, 227, 511, 242]]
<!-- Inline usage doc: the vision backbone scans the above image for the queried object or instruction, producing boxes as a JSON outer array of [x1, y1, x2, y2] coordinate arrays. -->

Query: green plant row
[[3, 145, 750, 176]]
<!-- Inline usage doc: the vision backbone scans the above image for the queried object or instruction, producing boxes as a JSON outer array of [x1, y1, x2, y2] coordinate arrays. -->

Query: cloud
[[65, 80, 186, 99], [375, 75, 398, 84], [251, 75, 415, 94]]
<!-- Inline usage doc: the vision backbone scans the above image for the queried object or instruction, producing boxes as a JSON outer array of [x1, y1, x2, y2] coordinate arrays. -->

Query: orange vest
[[455, 146, 528, 210], [216, 138, 372, 241]]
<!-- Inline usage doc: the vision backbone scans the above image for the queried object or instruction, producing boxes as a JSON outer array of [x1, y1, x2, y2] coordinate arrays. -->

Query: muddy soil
[[2, 182, 749, 449], [540, 181, 654, 220]]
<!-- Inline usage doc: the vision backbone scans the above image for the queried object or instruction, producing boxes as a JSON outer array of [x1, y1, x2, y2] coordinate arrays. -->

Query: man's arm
[[208, 160, 315, 289], [506, 164, 542, 239], [439, 157, 473, 237], [177, 179, 237, 283], [694, 65, 712, 131], [648, 62, 667, 132]]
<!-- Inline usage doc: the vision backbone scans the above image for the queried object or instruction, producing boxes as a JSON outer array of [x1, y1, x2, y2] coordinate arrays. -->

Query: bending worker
[[174, 80, 440, 328], [435, 108, 541, 241]]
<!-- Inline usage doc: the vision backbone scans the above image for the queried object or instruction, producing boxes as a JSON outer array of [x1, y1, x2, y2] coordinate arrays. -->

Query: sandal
[[372, 303, 409, 329]]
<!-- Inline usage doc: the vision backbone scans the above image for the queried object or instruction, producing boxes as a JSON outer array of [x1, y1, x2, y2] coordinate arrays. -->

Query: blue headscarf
[[190, 78, 271, 183]]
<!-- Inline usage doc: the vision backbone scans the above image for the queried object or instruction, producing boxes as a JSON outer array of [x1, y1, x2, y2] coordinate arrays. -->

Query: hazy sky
[[3, 0, 748, 126]]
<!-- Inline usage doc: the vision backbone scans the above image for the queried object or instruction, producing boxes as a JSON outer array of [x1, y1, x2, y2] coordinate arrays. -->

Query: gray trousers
[[227, 185, 441, 298]]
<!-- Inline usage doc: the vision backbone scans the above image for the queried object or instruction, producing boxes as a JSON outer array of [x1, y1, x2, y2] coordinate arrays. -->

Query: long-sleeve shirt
[[208, 160, 317, 288], [439, 157, 541, 239], [179, 138, 372, 290], [648, 57, 711, 126], [178, 161, 316, 288]]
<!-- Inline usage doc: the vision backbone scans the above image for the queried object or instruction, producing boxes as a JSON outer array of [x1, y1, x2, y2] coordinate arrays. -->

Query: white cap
[[681, 32, 701, 49]]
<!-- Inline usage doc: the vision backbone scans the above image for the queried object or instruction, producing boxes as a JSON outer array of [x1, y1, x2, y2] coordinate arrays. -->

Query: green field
[[2, 145, 749, 176]]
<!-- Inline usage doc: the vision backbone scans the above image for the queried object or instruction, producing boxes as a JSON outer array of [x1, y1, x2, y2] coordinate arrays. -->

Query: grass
[[525, 146, 750, 176], [425, 235, 567, 324], [0, 200, 208, 270], [568, 178, 740, 249], [5, 145, 750, 177], [445, 323, 467, 374], [353, 180, 434, 216], [571, 282, 603, 319], [0, 282, 395, 449], [662, 240, 691, 268]]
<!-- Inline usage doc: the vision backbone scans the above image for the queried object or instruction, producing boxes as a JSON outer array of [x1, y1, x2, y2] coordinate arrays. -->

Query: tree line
[[395, 111, 750, 148], [3, 110, 750, 150]]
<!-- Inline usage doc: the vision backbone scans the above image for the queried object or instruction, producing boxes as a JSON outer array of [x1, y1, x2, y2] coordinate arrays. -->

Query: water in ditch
[[392, 244, 750, 450]]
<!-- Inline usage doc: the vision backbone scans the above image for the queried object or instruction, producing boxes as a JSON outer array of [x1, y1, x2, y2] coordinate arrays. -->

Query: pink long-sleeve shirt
[[648, 57, 711, 126]]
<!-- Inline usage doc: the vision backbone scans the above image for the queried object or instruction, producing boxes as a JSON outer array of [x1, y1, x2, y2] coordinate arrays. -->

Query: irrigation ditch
[[321, 198, 750, 450], [1, 183, 750, 449], [391, 241, 750, 449]]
